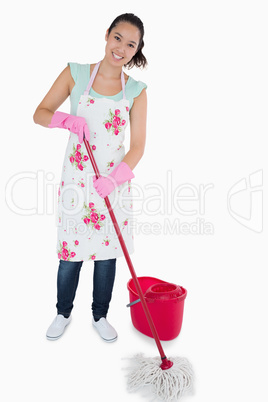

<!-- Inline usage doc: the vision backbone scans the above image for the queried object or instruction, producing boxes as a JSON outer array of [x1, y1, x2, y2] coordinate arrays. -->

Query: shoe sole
[[101, 335, 118, 343], [46, 334, 63, 341]]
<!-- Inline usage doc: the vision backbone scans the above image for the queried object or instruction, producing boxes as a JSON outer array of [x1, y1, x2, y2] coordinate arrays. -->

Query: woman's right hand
[[48, 111, 90, 144]]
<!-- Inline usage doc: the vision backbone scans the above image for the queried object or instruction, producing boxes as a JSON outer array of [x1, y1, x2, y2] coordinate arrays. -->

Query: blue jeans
[[56, 258, 116, 320]]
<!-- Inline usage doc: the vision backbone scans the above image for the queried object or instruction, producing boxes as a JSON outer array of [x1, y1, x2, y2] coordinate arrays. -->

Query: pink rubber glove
[[93, 162, 135, 198], [48, 111, 90, 144]]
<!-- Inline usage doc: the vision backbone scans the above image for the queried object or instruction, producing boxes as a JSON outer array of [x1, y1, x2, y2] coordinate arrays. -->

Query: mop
[[84, 139, 194, 401]]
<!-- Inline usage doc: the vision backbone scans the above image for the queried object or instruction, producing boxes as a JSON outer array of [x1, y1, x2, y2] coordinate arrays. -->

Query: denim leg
[[92, 258, 116, 320], [56, 260, 83, 317]]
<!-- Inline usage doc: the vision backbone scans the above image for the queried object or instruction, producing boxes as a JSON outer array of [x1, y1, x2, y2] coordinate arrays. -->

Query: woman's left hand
[[93, 176, 115, 198], [93, 162, 134, 198]]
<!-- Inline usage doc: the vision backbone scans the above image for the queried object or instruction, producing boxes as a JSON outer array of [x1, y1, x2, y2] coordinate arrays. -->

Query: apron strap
[[84, 61, 126, 99], [121, 69, 126, 100]]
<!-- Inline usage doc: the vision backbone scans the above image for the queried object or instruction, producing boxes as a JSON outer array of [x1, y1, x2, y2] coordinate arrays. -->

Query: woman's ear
[[105, 29, 109, 41]]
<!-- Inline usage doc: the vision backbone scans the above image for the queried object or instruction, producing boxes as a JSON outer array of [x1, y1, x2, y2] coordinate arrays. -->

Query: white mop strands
[[127, 354, 194, 401]]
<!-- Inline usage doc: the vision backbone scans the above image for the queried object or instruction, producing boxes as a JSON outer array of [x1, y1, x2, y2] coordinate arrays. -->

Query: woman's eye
[[128, 44, 134, 48], [114, 36, 120, 41]]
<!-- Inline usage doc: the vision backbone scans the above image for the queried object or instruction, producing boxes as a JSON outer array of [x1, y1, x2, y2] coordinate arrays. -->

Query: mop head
[[127, 354, 194, 401]]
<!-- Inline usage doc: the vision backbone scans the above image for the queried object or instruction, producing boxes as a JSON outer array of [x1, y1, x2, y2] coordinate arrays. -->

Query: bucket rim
[[127, 276, 187, 302]]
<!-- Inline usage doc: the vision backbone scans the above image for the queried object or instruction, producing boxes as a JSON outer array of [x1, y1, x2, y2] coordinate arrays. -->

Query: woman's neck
[[98, 57, 122, 80]]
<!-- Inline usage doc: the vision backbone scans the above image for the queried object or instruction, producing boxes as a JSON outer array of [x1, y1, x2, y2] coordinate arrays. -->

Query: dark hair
[[108, 13, 148, 69]]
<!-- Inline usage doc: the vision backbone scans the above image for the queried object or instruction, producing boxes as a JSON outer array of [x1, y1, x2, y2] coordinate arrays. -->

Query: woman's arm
[[33, 66, 74, 127], [122, 88, 147, 170]]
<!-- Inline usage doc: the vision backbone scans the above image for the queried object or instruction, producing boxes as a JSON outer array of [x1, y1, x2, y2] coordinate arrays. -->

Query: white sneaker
[[92, 317, 118, 343], [46, 314, 72, 341]]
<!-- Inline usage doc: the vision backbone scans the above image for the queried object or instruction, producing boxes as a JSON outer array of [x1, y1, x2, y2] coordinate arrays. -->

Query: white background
[[1, 0, 267, 401]]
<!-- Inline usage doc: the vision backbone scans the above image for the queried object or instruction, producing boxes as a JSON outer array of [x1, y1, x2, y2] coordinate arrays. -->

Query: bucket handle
[[126, 298, 157, 307], [127, 296, 185, 307], [126, 299, 141, 308], [126, 298, 159, 307]]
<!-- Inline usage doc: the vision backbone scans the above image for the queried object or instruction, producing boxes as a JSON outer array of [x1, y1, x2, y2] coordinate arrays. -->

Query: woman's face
[[105, 22, 141, 67]]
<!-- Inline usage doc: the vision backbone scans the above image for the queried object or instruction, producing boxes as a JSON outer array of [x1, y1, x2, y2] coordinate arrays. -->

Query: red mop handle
[[84, 139, 170, 366]]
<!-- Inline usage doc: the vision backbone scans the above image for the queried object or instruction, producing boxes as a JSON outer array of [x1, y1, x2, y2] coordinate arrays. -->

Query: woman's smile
[[112, 52, 124, 61]]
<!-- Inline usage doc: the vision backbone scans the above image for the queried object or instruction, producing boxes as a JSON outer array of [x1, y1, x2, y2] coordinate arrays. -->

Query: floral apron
[[57, 61, 134, 262]]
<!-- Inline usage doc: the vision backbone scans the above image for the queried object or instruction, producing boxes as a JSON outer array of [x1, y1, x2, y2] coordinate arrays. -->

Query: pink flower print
[[70, 252, 76, 258], [103, 237, 110, 246], [126, 106, 129, 112], [103, 109, 125, 136], [121, 120, 126, 126], [81, 183, 85, 188], [62, 241, 67, 248], [86, 97, 95, 105], [90, 254, 96, 261], [62, 181, 64, 186], [113, 116, 121, 128], [74, 240, 79, 246], [58, 253, 62, 259], [105, 122, 112, 130], [75, 151, 82, 162], [62, 248, 69, 260], [107, 160, 114, 170], [92, 145, 96, 151], [82, 203, 105, 231], [90, 212, 99, 223], [69, 144, 87, 171]]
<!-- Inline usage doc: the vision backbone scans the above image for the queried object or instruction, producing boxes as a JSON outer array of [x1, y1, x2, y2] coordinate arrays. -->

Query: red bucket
[[127, 276, 187, 341]]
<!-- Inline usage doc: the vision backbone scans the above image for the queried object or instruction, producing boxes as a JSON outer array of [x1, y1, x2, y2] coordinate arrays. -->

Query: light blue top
[[68, 62, 147, 115]]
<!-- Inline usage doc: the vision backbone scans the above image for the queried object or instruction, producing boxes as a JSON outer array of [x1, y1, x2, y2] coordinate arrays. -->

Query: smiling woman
[[33, 12, 148, 343], [107, 13, 147, 69]]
